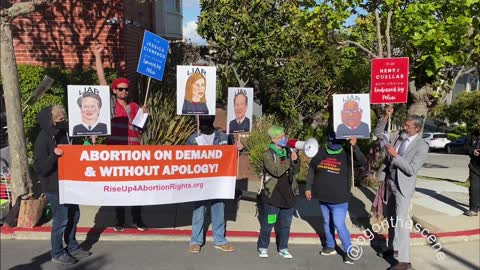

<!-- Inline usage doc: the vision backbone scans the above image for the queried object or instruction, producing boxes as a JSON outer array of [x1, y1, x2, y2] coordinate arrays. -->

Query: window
[[433, 134, 448, 139]]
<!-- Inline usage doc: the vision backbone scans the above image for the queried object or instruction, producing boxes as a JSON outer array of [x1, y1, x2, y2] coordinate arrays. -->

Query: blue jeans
[[319, 202, 352, 252], [257, 202, 295, 251], [45, 193, 80, 258], [190, 200, 227, 246]]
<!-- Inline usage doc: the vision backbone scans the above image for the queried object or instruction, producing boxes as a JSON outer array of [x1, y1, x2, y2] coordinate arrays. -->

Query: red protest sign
[[370, 57, 409, 104]]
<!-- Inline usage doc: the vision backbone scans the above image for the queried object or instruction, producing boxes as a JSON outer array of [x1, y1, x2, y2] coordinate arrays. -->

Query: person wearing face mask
[[186, 115, 243, 254], [374, 105, 428, 270], [465, 119, 480, 216], [305, 131, 366, 265], [257, 125, 300, 259], [33, 105, 92, 265]]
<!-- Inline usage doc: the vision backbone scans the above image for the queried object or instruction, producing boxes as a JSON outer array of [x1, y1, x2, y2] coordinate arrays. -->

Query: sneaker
[[214, 242, 234, 252], [112, 225, 124, 232], [258, 249, 269, 258], [464, 210, 478, 217], [344, 255, 355, 264], [320, 247, 337, 256], [135, 223, 148, 231], [69, 249, 92, 259], [52, 253, 78, 265], [189, 244, 201, 254], [278, 249, 293, 259]]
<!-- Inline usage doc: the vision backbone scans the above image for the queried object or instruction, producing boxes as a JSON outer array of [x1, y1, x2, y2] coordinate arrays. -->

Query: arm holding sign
[[92, 44, 107, 86]]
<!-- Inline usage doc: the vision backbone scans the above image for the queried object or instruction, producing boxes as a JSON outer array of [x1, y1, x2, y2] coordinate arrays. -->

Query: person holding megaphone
[[305, 131, 367, 265], [257, 125, 300, 259]]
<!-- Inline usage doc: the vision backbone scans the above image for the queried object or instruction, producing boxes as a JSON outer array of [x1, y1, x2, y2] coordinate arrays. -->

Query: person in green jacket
[[257, 125, 300, 259]]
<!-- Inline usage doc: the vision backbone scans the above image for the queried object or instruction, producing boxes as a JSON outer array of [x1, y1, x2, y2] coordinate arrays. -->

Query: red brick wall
[[12, 0, 126, 70]]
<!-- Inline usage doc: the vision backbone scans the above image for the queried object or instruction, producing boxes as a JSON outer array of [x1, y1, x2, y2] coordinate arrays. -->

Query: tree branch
[[0, 0, 49, 22], [375, 9, 383, 58], [337, 40, 377, 59], [386, 10, 393, 58]]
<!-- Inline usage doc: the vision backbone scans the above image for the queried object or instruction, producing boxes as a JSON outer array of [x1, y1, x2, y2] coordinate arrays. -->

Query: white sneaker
[[258, 249, 269, 258], [278, 249, 293, 259]]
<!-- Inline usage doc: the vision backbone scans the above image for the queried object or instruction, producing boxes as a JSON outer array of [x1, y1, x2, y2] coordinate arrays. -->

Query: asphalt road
[[1, 239, 479, 270]]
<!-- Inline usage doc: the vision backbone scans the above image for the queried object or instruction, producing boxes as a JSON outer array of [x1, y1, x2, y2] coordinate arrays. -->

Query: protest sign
[[137, 30, 169, 81], [58, 145, 237, 206], [227, 87, 253, 134], [370, 57, 409, 104], [176, 66, 216, 115], [333, 94, 371, 139], [67, 85, 111, 137]]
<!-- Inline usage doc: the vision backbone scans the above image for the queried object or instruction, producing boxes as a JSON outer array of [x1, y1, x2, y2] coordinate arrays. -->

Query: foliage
[[198, 0, 302, 87], [297, 0, 480, 116], [244, 115, 277, 177], [447, 133, 462, 141], [140, 91, 196, 145], [436, 91, 480, 130]]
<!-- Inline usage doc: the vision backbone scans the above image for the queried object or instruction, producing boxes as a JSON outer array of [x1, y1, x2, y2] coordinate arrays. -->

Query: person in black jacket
[[33, 105, 91, 265], [465, 119, 480, 216], [305, 131, 367, 265]]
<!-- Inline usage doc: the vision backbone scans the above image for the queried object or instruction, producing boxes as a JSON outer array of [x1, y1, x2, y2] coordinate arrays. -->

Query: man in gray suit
[[374, 105, 429, 270]]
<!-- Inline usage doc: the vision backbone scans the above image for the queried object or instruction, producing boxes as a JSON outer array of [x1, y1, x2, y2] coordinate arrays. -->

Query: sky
[[182, 0, 206, 45]]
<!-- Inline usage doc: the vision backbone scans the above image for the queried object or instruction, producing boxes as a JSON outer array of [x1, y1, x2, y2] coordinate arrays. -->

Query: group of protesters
[[31, 44, 479, 270]]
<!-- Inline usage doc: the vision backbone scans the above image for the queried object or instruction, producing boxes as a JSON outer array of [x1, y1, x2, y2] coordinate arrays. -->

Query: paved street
[[1, 239, 479, 270], [418, 152, 470, 182]]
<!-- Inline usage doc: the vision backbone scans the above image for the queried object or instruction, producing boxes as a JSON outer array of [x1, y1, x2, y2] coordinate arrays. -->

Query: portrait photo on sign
[[332, 94, 371, 139], [176, 65, 216, 115], [227, 87, 253, 134], [67, 85, 111, 137]]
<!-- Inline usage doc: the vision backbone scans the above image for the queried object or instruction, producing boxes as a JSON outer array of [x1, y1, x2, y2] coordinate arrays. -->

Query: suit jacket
[[336, 122, 370, 138], [229, 117, 250, 133], [374, 118, 429, 197], [72, 122, 108, 136]]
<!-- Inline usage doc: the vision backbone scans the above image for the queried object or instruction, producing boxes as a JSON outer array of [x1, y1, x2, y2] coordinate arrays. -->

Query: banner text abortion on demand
[[79, 149, 223, 161]]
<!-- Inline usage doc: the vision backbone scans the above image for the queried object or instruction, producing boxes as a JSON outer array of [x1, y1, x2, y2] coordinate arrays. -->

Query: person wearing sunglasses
[[336, 100, 370, 138], [92, 44, 148, 232]]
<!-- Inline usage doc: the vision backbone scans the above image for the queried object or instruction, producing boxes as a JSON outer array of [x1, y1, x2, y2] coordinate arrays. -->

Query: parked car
[[445, 136, 469, 154], [422, 133, 451, 150]]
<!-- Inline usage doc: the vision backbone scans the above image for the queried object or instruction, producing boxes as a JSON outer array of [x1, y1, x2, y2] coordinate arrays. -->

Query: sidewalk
[[2, 175, 479, 246]]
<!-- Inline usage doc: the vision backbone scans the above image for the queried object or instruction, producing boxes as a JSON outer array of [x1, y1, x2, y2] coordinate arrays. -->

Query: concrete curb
[[2, 226, 478, 246]]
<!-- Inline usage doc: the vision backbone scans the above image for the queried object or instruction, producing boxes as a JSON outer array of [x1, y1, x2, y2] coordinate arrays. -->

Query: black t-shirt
[[263, 173, 296, 209], [310, 148, 351, 204]]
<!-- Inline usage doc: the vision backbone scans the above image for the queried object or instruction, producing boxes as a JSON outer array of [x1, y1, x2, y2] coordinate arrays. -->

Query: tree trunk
[[1, 20, 32, 201]]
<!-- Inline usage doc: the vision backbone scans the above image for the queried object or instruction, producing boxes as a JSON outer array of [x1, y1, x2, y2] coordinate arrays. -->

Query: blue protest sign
[[137, 30, 169, 81]]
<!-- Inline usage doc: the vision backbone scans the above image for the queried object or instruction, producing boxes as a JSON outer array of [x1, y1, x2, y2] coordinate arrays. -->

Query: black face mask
[[200, 124, 215, 135], [199, 115, 216, 135], [54, 121, 68, 131]]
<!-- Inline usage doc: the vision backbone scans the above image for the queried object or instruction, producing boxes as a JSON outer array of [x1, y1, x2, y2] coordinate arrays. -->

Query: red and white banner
[[58, 145, 238, 206], [370, 57, 409, 104]]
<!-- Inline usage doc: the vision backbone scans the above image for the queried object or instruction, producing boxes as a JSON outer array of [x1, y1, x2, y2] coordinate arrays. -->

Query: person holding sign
[[257, 126, 300, 259], [229, 91, 251, 133], [72, 92, 108, 136], [92, 44, 148, 232], [33, 105, 92, 265], [374, 106, 428, 270], [336, 100, 370, 138], [187, 115, 243, 254], [182, 72, 209, 114], [305, 132, 367, 265]]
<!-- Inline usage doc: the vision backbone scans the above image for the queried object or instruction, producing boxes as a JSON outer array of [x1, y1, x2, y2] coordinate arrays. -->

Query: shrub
[[244, 115, 277, 177], [141, 91, 196, 145], [447, 133, 461, 141]]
